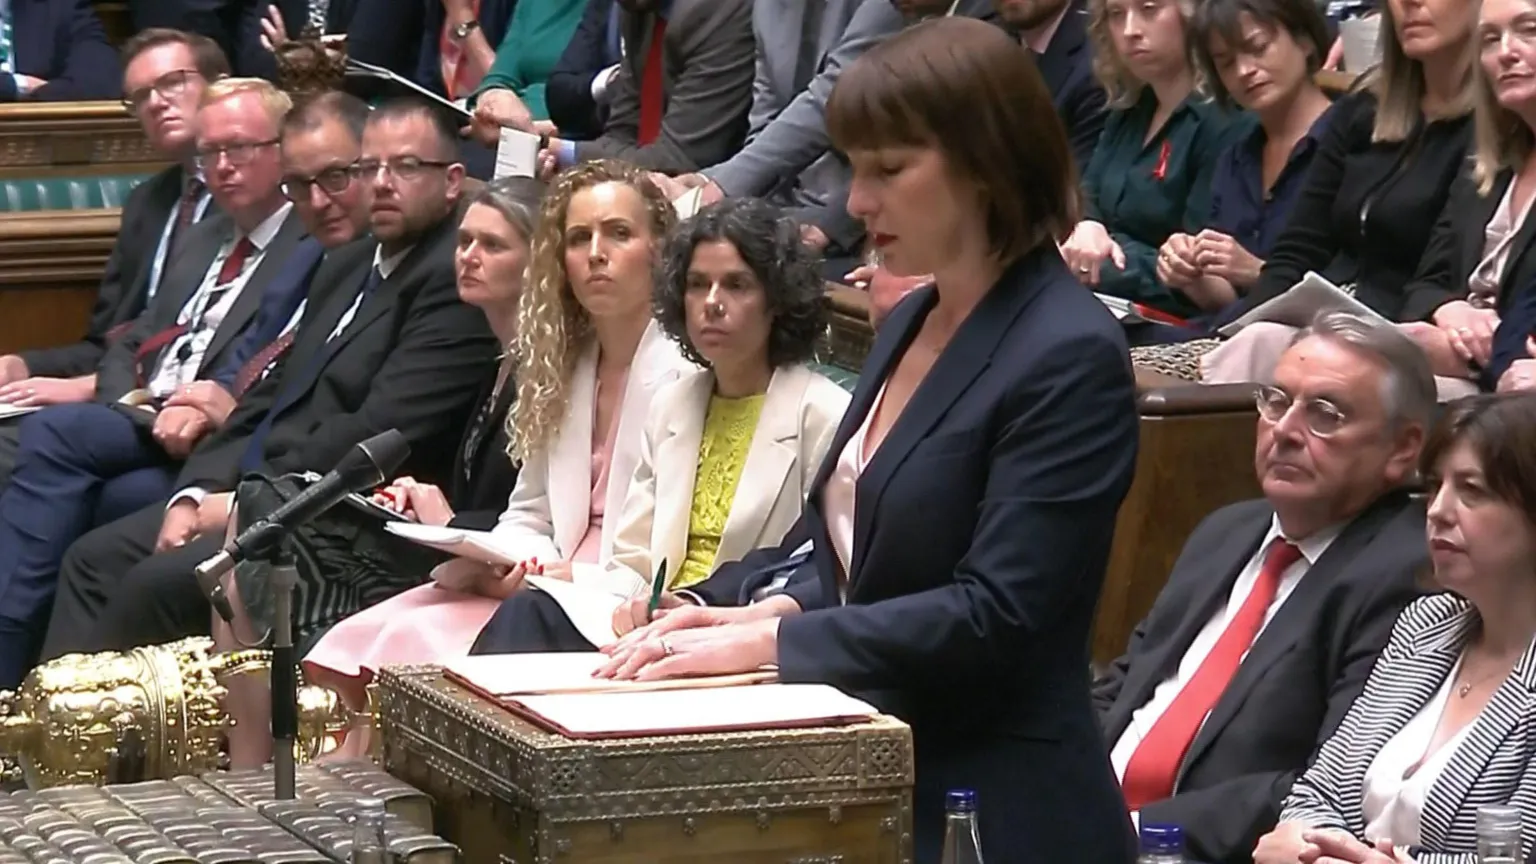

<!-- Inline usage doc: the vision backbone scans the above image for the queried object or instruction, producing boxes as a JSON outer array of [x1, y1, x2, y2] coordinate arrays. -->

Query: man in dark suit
[[0, 0, 117, 101], [544, 0, 622, 141], [490, 0, 756, 175], [0, 30, 229, 429], [40, 97, 499, 660], [1093, 312, 1434, 864], [0, 77, 308, 687]]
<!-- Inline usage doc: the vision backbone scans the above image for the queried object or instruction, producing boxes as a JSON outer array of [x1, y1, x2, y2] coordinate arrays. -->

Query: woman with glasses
[[216, 177, 543, 767], [1256, 393, 1536, 864]]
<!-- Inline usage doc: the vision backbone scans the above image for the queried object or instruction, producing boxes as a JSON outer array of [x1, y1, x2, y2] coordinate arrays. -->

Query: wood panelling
[[0, 209, 121, 354], [0, 102, 167, 178]]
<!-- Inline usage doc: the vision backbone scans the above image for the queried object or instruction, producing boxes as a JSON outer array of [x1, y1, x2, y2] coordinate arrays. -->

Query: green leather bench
[[0, 174, 150, 212], [810, 360, 860, 393]]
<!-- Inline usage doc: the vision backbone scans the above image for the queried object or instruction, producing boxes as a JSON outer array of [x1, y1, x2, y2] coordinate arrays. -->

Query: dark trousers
[[39, 501, 217, 662], [0, 405, 176, 685], [469, 590, 595, 654]]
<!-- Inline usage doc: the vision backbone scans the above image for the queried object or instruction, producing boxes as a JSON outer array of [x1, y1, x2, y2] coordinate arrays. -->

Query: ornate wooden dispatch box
[[374, 666, 915, 864]]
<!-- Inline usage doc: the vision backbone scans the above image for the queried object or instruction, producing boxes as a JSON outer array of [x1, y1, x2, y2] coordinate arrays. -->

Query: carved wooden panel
[[0, 103, 168, 178]]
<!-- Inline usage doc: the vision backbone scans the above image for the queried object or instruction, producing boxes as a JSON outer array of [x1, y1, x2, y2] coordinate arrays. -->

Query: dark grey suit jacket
[[175, 209, 499, 495], [94, 208, 307, 404], [1093, 492, 1427, 864], [572, 0, 756, 173]]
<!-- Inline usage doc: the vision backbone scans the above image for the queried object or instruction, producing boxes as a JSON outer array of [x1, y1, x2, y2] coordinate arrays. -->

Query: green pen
[[646, 558, 669, 616]]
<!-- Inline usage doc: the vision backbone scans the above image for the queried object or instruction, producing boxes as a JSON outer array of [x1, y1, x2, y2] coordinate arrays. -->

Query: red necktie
[[1120, 539, 1304, 810], [135, 236, 255, 386], [231, 330, 296, 398], [638, 18, 667, 145]]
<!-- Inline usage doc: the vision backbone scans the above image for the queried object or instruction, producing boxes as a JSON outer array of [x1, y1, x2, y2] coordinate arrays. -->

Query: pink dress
[[301, 399, 620, 706]]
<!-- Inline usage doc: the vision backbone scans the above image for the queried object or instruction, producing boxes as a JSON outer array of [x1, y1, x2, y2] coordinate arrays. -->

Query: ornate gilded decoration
[[0, 638, 350, 789]]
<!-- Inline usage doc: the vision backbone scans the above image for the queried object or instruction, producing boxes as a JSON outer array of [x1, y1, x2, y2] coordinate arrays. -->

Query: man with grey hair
[[1092, 310, 1430, 864]]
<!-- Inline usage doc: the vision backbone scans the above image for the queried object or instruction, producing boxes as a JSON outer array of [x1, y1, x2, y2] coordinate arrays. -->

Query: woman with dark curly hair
[[470, 196, 849, 652]]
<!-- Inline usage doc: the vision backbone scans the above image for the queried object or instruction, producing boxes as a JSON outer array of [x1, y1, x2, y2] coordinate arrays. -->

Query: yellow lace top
[[675, 393, 766, 588]]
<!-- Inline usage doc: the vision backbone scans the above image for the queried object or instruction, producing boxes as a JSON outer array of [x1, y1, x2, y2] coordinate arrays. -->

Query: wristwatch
[[451, 19, 480, 40]]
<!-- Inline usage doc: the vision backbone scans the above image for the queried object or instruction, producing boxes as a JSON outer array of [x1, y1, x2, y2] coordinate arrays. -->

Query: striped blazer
[[1279, 593, 1536, 864]]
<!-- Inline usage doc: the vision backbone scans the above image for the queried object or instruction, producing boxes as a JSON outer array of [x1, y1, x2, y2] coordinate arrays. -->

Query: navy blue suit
[[1, 0, 117, 102], [0, 238, 322, 687], [775, 246, 1140, 862], [544, 0, 620, 141], [1034, 1, 1106, 173], [235, 0, 425, 81]]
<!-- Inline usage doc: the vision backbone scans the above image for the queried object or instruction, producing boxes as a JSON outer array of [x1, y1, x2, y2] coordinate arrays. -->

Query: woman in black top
[[218, 177, 544, 767], [1200, 0, 1477, 383]]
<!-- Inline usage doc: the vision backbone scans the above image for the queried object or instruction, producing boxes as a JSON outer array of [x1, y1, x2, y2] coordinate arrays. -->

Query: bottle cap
[[944, 789, 977, 814], [1478, 804, 1522, 834], [1140, 823, 1184, 854], [354, 798, 387, 817]]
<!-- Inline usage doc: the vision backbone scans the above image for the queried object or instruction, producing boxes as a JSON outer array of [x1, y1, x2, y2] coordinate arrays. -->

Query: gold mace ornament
[[0, 637, 352, 789]]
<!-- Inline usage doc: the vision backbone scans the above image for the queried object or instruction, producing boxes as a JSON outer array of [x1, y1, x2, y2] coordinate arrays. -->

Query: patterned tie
[[167, 177, 205, 261], [438, 0, 483, 100], [1119, 539, 1304, 809], [638, 19, 667, 145], [135, 236, 255, 387], [230, 331, 296, 398]]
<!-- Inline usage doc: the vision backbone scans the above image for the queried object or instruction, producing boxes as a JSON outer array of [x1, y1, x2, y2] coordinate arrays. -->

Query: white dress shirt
[[1111, 516, 1344, 793], [146, 204, 292, 398]]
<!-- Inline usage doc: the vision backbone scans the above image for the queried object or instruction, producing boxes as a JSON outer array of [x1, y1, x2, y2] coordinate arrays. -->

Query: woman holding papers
[[1058, 0, 1242, 317], [296, 161, 692, 755], [598, 20, 1141, 863], [1200, 0, 1477, 382], [216, 178, 542, 767], [469, 197, 849, 651]]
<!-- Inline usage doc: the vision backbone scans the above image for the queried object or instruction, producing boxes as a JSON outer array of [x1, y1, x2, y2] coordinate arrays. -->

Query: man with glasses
[[1092, 310, 1432, 864], [41, 96, 498, 660], [0, 76, 309, 687], [0, 0, 117, 101], [0, 30, 228, 443]]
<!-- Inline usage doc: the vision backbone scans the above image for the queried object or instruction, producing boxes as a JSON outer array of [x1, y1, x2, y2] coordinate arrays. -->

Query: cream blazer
[[490, 320, 695, 563], [585, 363, 851, 597]]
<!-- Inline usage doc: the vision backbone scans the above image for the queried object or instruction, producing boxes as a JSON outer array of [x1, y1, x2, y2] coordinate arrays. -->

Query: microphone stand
[[250, 538, 300, 801]]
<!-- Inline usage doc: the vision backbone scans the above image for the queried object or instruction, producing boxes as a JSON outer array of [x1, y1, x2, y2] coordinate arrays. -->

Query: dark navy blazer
[[776, 244, 1142, 863], [2, 0, 117, 101]]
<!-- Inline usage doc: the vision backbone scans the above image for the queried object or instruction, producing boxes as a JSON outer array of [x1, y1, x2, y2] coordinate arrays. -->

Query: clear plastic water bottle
[[1478, 804, 1522, 864], [940, 789, 984, 864], [1138, 823, 1186, 864], [349, 797, 390, 864]]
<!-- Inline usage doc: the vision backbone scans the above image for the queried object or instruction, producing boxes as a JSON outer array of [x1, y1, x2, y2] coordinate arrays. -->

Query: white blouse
[[1361, 657, 1477, 848], [823, 383, 887, 602], [1468, 181, 1535, 308]]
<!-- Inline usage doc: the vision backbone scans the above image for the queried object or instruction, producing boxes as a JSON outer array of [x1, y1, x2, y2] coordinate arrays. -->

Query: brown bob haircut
[[1422, 394, 1536, 526], [120, 28, 230, 82], [825, 16, 1078, 262]]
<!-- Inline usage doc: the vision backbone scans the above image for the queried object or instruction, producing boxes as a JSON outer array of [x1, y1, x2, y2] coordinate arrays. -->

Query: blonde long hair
[[1086, 0, 1199, 109], [1362, 2, 1475, 143], [1472, 17, 1535, 194], [506, 160, 676, 463]]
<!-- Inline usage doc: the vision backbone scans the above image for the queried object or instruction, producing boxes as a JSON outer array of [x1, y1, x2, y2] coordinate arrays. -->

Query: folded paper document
[[1217, 271, 1386, 337], [445, 653, 872, 739], [493, 127, 540, 179]]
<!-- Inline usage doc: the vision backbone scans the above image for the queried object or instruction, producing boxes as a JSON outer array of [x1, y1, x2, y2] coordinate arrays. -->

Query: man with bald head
[[42, 97, 499, 661], [1094, 311, 1432, 864]]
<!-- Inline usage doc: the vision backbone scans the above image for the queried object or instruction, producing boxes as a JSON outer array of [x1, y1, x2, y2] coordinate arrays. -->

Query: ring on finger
[[660, 637, 674, 657]]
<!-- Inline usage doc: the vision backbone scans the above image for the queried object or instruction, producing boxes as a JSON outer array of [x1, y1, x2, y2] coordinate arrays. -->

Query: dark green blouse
[[1082, 88, 1248, 316]]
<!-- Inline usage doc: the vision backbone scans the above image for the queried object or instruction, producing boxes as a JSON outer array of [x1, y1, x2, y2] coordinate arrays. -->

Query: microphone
[[195, 430, 411, 623]]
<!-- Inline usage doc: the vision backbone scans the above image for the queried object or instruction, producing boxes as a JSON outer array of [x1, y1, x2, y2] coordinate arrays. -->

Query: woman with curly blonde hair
[[1060, 0, 1243, 317]]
